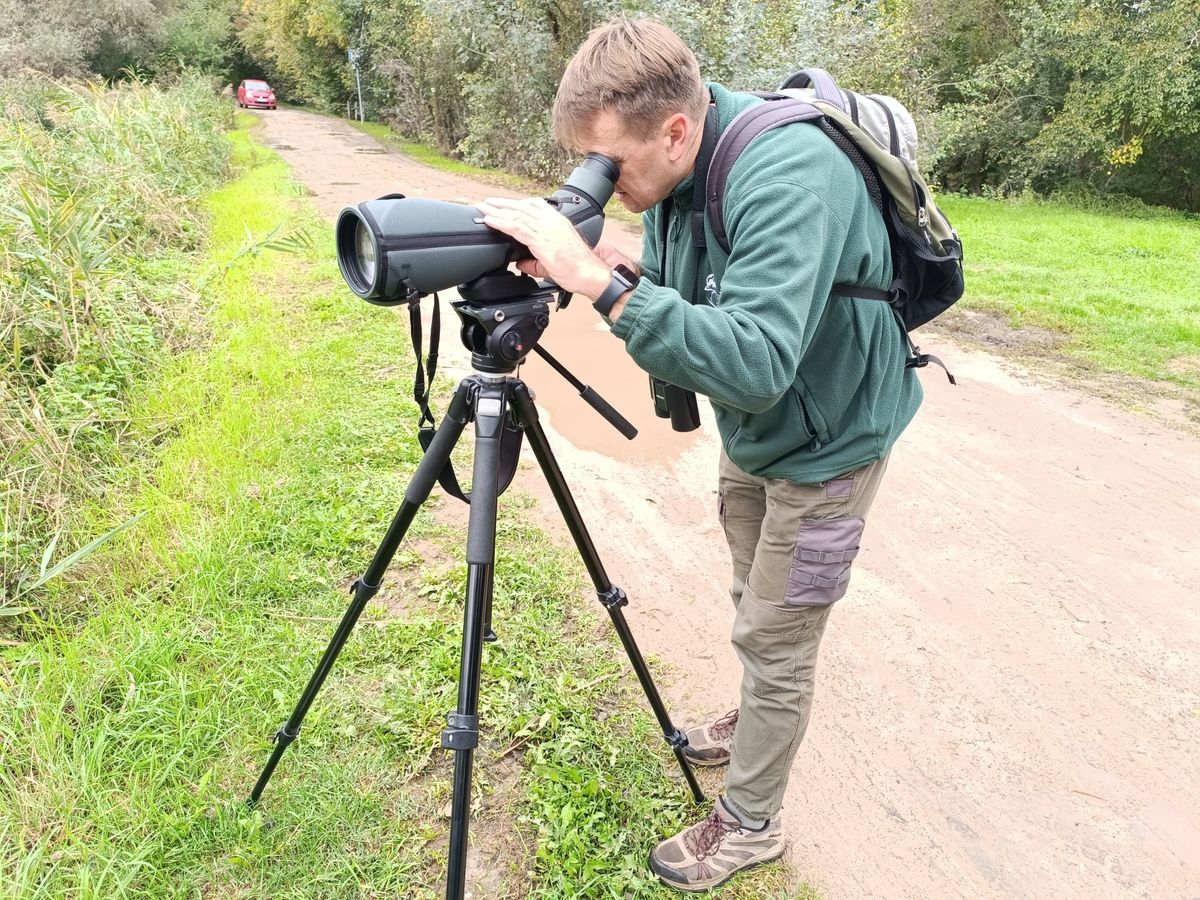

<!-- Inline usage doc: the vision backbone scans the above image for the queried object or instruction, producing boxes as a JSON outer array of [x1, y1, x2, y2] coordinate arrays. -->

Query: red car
[[237, 80, 277, 110]]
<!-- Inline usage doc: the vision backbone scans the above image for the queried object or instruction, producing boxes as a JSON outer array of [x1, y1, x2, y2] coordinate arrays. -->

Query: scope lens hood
[[336, 204, 388, 301]]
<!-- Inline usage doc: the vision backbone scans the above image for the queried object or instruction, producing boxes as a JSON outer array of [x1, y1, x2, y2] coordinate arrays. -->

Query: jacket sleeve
[[610, 180, 850, 414]]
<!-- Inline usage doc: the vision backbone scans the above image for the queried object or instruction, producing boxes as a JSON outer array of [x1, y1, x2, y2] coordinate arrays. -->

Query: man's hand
[[477, 197, 610, 299], [594, 244, 642, 277]]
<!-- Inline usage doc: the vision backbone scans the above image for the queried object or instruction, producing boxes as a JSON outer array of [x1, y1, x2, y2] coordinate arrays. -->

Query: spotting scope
[[335, 153, 618, 303]]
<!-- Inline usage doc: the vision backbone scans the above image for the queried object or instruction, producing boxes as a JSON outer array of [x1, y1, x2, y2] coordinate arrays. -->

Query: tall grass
[[0, 75, 232, 602]]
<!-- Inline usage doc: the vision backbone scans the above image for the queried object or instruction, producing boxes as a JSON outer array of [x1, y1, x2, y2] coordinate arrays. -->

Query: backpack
[[692, 68, 964, 381]]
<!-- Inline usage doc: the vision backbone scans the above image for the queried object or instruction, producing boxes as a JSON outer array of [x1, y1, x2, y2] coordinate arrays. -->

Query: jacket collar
[[667, 83, 758, 208]]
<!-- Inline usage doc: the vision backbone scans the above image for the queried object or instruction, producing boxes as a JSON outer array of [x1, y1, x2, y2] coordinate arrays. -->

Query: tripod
[[247, 278, 705, 899]]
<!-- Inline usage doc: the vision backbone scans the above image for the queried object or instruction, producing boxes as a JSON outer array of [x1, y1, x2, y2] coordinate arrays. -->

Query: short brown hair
[[552, 17, 707, 150]]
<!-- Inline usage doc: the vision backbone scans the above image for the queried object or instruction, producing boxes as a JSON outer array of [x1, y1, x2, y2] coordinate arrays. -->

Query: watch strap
[[593, 265, 639, 316]]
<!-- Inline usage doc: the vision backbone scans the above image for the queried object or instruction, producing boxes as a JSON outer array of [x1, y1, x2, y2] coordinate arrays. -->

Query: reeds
[[1, 73, 232, 600]]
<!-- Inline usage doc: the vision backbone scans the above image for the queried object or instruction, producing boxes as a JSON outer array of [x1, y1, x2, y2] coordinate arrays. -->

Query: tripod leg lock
[[665, 728, 691, 750], [598, 585, 628, 611], [350, 578, 381, 601], [273, 722, 301, 747], [441, 712, 480, 751]]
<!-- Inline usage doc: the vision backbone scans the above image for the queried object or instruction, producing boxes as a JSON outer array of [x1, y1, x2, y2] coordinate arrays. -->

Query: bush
[[0, 74, 232, 600]]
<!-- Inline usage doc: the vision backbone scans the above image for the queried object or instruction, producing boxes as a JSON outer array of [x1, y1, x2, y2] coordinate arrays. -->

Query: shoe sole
[[682, 754, 730, 768], [649, 845, 786, 893]]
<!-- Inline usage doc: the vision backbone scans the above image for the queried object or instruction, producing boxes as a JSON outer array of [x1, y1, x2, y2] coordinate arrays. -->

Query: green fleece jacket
[[609, 83, 923, 482]]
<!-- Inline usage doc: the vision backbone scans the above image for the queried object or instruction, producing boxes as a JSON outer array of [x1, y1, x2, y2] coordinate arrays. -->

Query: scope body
[[336, 154, 618, 303]]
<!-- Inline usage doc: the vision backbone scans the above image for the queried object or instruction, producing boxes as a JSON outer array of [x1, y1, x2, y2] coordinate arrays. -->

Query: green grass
[[942, 194, 1200, 395], [1, 116, 802, 897]]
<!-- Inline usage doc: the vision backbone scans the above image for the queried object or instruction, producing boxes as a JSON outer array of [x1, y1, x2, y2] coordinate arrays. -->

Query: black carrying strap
[[891, 307, 957, 384], [410, 293, 441, 432], [691, 104, 719, 248], [410, 295, 523, 503]]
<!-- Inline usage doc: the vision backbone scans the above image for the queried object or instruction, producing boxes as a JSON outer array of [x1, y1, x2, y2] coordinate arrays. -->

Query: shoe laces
[[710, 708, 739, 741], [682, 809, 728, 861]]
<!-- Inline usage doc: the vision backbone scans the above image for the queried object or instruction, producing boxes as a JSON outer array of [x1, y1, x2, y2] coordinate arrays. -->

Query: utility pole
[[348, 48, 364, 122]]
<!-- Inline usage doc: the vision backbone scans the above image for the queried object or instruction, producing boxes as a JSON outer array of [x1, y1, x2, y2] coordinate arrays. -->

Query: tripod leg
[[508, 383, 705, 804], [248, 380, 475, 806], [443, 379, 511, 900]]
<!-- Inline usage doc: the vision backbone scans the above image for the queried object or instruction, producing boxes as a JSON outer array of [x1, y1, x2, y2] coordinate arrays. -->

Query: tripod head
[[397, 268, 636, 439], [452, 270, 557, 375]]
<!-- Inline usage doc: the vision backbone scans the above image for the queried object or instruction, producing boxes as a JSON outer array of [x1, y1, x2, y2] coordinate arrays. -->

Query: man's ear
[[662, 112, 693, 162]]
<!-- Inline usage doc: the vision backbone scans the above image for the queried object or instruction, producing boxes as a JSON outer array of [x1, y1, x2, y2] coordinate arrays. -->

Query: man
[[477, 16, 922, 894]]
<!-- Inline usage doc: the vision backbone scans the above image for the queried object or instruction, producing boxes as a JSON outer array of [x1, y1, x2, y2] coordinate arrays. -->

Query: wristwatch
[[592, 264, 640, 317]]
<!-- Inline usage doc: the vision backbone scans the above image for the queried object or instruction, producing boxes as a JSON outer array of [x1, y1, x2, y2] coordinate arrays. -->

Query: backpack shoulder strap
[[777, 68, 847, 113], [690, 103, 719, 249], [703, 98, 824, 255]]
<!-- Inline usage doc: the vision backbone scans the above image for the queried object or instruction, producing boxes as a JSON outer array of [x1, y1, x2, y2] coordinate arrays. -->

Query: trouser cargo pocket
[[784, 516, 864, 606]]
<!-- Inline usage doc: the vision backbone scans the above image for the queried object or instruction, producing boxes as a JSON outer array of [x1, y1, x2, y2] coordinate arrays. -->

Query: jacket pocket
[[797, 381, 831, 447], [791, 387, 819, 449]]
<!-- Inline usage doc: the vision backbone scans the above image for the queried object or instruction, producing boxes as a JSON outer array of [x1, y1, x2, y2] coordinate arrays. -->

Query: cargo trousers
[[716, 449, 890, 822]]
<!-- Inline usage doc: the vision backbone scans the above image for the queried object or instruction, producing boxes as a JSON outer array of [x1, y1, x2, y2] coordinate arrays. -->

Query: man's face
[[579, 110, 678, 215]]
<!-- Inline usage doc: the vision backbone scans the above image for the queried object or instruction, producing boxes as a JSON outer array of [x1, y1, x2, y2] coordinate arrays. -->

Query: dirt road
[[252, 108, 1200, 900]]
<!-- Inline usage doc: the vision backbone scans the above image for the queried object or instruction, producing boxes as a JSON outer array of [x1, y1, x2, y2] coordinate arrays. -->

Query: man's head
[[553, 18, 707, 214]]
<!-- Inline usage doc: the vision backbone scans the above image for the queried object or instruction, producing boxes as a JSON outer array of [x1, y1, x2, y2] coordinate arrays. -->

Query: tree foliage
[[935, 0, 1200, 207], [236, 0, 357, 108], [8, 0, 1200, 208]]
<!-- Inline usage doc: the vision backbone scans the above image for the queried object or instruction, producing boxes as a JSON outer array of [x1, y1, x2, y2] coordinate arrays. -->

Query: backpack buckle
[[907, 344, 957, 385]]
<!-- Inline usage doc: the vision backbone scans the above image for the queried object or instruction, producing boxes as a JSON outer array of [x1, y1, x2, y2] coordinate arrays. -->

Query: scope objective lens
[[355, 220, 377, 286]]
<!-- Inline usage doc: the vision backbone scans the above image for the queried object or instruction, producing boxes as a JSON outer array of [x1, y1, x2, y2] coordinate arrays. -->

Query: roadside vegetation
[[1, 75, 233, 603], [6, 0, 1197, 214], [0, 115, 796, 897], [246, 0, 1200, 215]]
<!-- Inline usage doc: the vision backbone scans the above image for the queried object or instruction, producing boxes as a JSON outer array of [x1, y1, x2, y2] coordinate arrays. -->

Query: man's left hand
[[476, 197, 611, 299]]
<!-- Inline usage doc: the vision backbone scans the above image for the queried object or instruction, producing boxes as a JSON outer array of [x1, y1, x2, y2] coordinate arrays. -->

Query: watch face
[[614, 264, 639, 285]]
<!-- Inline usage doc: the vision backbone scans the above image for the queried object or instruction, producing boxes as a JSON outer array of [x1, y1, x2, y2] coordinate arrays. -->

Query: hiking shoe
[[649, 796, 785, 892], [683, 708, 738, 767]]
